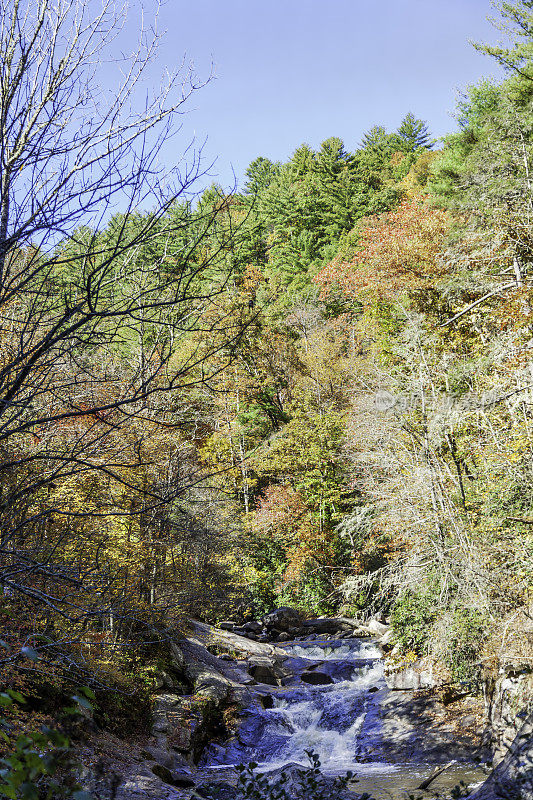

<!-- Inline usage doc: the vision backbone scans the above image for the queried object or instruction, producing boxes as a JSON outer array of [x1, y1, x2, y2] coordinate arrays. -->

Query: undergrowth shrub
[[0, 687, 94, 800], [390, 585, 440, 654], [430, 608, 488, 682], [232, 751, 360, 800]]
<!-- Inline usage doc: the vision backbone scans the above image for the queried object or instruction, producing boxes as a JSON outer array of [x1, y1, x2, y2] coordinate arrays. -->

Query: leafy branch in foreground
[[232, 751, 359, 800], [0, 686, 95, 800]]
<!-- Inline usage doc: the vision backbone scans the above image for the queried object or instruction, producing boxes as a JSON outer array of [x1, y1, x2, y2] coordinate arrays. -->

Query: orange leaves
[[249, 484, 339, 583], [249, 484, 307, 538], [314, 198, 449, 304]]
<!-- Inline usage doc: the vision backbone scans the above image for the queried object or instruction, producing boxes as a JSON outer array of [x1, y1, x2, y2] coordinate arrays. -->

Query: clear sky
[[133, 0, 505, 191]]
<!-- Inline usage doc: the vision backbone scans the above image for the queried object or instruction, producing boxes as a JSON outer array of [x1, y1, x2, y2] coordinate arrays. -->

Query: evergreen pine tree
[[244, 157, 281, 195], [360, 125, 390, 151], [474, 0, 533, 83], [397, 113, 432, 151]]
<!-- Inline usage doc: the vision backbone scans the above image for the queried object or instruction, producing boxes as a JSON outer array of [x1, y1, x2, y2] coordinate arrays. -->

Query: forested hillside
[[3, 0, 533, 784]]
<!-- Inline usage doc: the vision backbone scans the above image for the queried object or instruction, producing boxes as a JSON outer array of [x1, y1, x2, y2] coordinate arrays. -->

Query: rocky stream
[[80, 610, 533, 800]]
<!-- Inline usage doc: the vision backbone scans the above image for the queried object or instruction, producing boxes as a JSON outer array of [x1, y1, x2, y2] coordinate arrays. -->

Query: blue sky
[[134, 0, 505, 191]]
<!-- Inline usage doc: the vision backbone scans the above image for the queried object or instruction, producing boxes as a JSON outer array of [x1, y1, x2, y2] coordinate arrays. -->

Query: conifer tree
[[397, 112, 432, 151], [360, 124, 392, 152], [244, 157, 281, 195], [474, 0, 533, 83]]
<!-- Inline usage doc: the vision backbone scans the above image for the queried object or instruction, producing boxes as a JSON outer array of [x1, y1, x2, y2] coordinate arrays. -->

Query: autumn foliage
[[314, 198, 449, 303]]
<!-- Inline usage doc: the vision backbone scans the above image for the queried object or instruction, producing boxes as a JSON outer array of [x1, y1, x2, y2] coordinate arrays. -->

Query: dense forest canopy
[[2, 0, 533, 754]]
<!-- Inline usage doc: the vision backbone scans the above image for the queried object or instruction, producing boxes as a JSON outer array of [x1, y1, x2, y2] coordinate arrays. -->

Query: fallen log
[[417, 760, 456, 790], [187, 619, 288, 660]]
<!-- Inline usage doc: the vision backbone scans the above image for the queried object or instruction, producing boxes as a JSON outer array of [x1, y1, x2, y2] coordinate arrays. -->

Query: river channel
[[199, 637, 488, 799]]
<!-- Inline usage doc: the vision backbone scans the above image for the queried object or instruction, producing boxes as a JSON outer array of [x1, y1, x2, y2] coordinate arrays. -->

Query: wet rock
[[301, 618, 343, 635], [247, 654, 289, 686], [259, 694, 274, 709], [242, 621, 262, 633], [218, 621, 236, 631], [150, 764, 174, 785], [277, 632, 291, 642], [338, 623, 355, 632], [235, 715, 270, 747], [301, 671, 334, 685], [249, 663, 278, 685], [171, 770, 195, 788]]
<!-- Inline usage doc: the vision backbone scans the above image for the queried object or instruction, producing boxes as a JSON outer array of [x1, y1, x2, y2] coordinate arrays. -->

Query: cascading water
[[202, 638, 397, 774], [261, 640, 389, 772], [200, 637, 487, 798]]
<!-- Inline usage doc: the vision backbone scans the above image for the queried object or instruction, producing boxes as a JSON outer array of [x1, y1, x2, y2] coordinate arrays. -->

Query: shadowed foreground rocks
[[467, 713, 533, 800]]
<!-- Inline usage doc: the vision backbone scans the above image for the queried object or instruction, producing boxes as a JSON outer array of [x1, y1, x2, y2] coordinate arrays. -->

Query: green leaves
[[0, 689, 26, 709], [0, 689, 94, 800], [234, 751, 355, 800], [5, 692, 25, 706]]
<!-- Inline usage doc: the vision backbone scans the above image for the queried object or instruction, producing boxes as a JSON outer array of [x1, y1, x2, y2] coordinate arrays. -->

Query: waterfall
[[199, 636, 488, 797], [202, 638, 398, 774]]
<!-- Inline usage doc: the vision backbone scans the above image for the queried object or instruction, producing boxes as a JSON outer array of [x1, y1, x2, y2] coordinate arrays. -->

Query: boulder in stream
[[366, 617, 390, 636], [261, 606, 303, 632], [247, 656, 286, 686], [218, 621, 236, 631], [301, 617, 344, 635], [301, 670, 334, 685], [249, 664, 278, 685]]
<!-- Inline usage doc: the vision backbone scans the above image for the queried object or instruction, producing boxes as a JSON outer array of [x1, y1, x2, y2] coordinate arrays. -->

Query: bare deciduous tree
[[0, 0, 244, 648]]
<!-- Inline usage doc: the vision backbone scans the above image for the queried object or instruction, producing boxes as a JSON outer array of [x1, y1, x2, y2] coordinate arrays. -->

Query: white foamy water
[[282, 639, 381, 662], [202, 637, 391, 773], [260, 659, 387, 771]]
